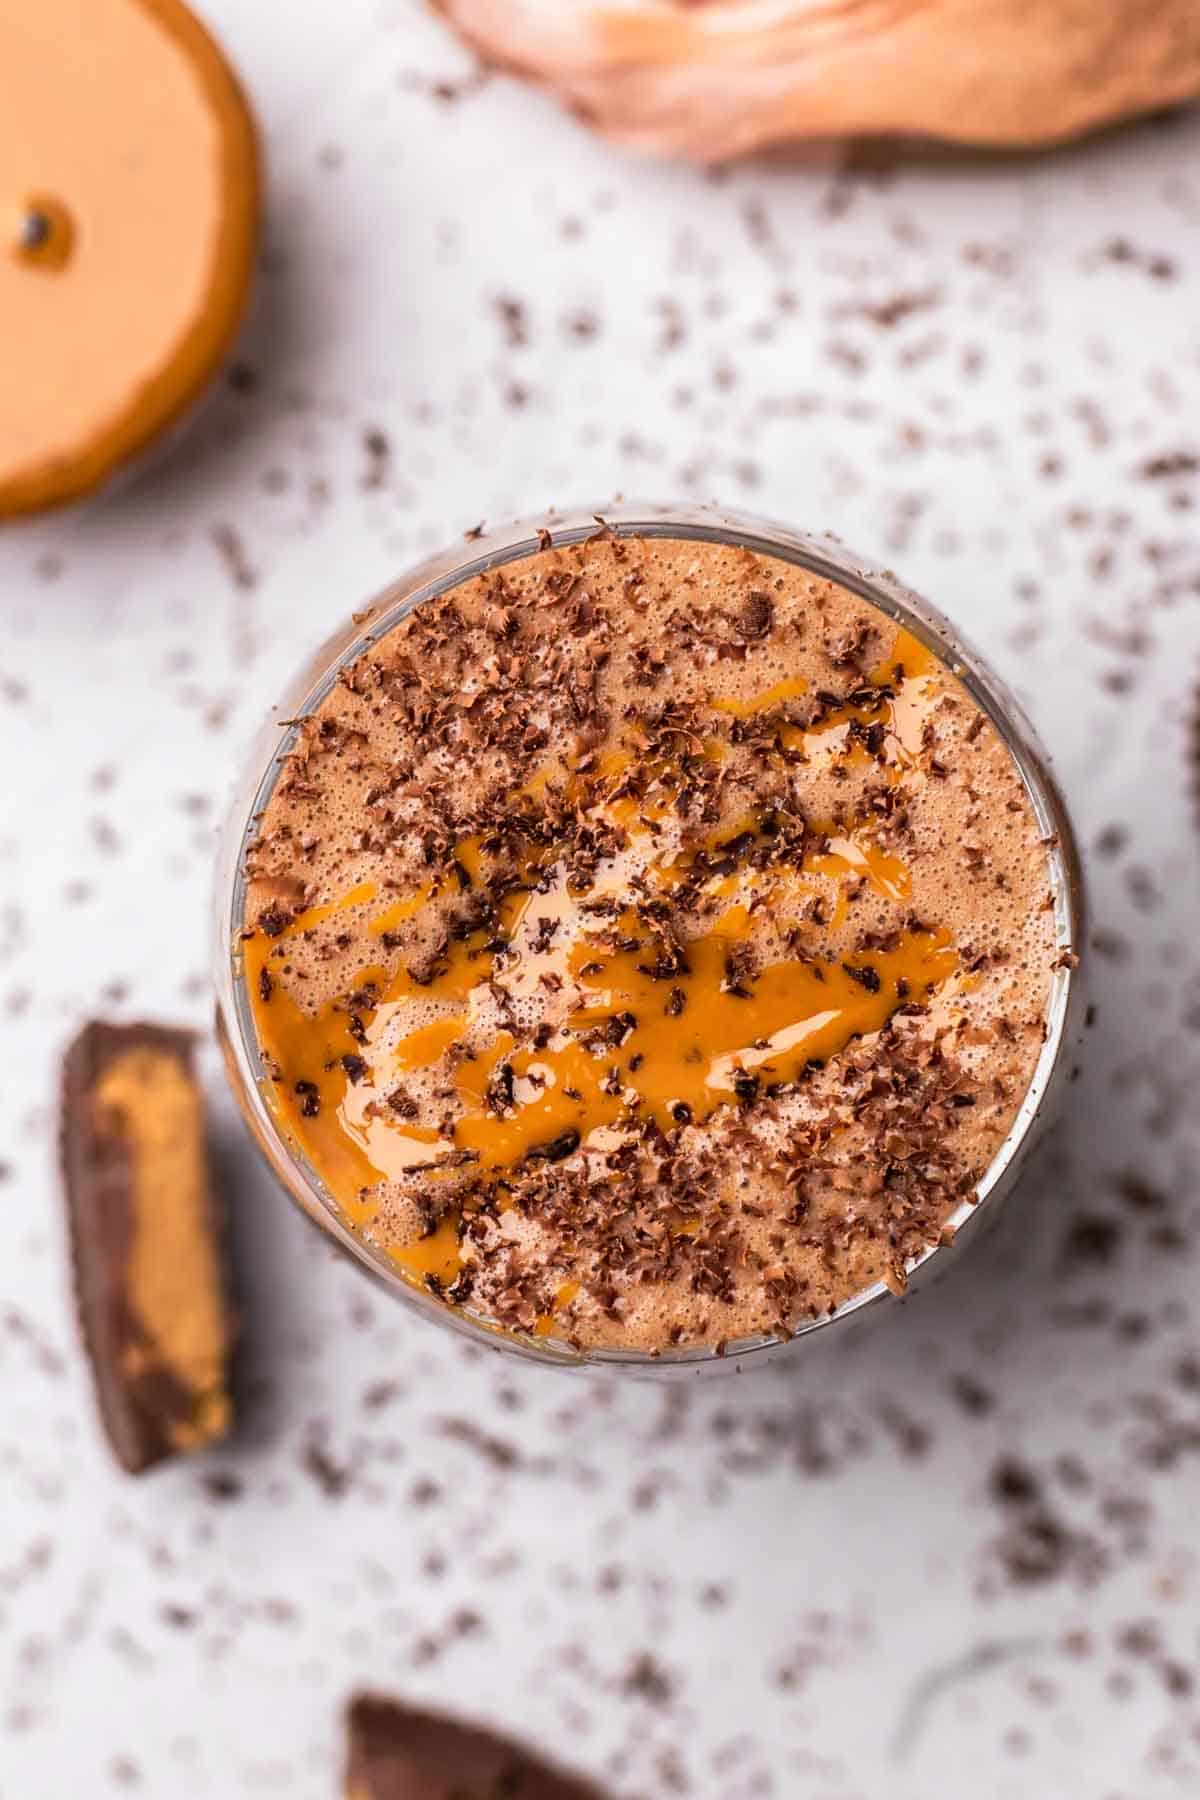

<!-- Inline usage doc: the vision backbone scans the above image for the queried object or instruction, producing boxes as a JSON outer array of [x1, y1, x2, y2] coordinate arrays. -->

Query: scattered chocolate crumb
[[362, 426, 390, 490], [991, 1458, 1040, 1508], [210, 522, 257, 592], [1061, 1214, 1123, 1268], [950, 1373, 995, 1417], [440, 1417, 520, 1470], [300, 1433, 353, 1498], [201, 1470, 243, 1502], [622, 1651, 674, 1706]]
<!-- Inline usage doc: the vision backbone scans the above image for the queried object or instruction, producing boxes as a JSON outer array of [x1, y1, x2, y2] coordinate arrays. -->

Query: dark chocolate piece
[[60, 1021, 234, 1475], [344, 1693, 606, 1799]]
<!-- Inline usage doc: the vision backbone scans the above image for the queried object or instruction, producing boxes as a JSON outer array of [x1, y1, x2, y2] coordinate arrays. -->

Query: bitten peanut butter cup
[[344, 1693, 605, 1800], [0, 0, 259, 517], [60, 1021, 234, 1474]]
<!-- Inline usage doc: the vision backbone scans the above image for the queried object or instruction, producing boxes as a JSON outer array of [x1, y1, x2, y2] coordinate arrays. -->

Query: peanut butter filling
[[240, 534, 1062, 1350], [93, 1048, 229, 1446]]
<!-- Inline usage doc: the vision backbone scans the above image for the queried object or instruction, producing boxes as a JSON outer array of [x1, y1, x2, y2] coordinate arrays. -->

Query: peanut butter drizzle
[[244, 626, 956, 1294], [291, 881, 379, 933], [449, 921, 955, 1166], [385, 1210, 464, 1287], [93, 1048, 229, 1447], [534, 1279, 581, 1336], [710, 674, 810, 716], [783, 625, 939, 767]]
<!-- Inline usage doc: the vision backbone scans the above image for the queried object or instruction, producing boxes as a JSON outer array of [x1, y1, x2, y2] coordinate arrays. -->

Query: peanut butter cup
[[61, 1022, 234, 1473]]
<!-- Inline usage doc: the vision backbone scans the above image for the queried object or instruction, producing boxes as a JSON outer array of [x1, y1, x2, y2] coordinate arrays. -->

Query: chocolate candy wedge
[[61, 1021, 234, 1473], [345, 1693, 606, 1799]]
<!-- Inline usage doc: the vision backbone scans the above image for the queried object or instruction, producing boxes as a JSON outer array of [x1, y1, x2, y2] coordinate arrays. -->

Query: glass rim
[[215, 501, 1086, 1374]]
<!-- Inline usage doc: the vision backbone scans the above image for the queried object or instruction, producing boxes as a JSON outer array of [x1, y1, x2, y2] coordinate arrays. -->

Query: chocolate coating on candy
[[344, 1693, 606, 1799]]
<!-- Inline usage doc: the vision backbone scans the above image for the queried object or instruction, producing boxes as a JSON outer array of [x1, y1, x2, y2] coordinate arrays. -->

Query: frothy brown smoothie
[[241, 531, 1063, 1353]]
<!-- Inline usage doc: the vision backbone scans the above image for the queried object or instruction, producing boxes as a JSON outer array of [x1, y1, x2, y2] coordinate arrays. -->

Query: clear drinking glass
[[214, 504, 1085, 1373]]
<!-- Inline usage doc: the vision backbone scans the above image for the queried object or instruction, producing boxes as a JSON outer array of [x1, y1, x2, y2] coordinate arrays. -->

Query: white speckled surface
[[2, 5, 1200, 1795]]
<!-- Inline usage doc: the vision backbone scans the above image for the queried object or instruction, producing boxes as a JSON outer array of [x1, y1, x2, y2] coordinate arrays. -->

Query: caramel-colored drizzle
[[449, 919, 954, 1167], [710, 674, 810, 717]]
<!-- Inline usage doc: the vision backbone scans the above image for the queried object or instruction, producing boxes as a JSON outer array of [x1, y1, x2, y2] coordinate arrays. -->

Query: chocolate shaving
[[525, 1130, 581, 1164]]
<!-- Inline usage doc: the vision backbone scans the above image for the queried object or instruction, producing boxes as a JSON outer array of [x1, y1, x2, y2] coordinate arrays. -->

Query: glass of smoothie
[[215, 505, 1084, 1370]]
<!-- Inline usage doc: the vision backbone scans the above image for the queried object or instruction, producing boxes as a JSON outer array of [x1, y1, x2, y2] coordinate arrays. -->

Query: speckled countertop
[[2, 6, 1200, 1796]]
